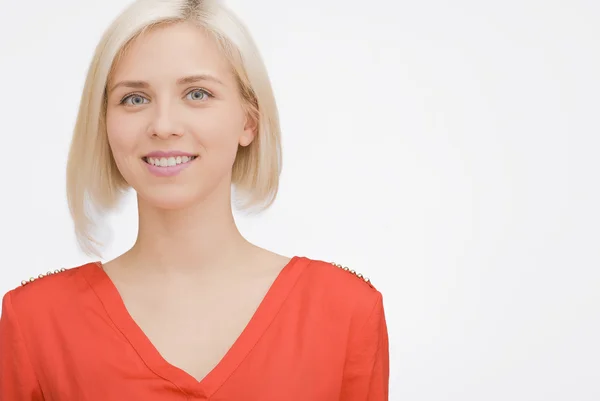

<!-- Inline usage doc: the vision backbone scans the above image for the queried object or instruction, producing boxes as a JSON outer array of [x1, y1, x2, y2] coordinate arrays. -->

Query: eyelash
[[118, 88, 214, 106]]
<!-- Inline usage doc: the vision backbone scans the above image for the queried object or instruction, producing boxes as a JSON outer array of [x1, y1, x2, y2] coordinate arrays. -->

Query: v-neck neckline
[[81, 255, 307, 399]]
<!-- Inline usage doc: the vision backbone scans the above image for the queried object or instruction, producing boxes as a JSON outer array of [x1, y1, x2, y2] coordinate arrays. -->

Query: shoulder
[[297, 257, 383, 315], [302, 257, 379, 292], [301, 257, 387, 334], [2, 262, 97, 319]]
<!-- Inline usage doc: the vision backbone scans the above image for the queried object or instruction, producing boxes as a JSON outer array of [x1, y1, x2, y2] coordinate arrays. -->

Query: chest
[[116, 274, 275, 383]]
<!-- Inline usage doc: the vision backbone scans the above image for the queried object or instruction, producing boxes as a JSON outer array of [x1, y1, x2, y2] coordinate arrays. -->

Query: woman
[[0, 0, 389, 399]]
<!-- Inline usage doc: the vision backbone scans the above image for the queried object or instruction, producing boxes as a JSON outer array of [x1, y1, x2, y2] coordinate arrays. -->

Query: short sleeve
[[0, 291, 44, 400], [340, 292, 390, 401]]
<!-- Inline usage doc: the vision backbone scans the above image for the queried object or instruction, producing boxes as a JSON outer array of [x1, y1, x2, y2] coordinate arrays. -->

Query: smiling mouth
[[142, 155, 198, 167]]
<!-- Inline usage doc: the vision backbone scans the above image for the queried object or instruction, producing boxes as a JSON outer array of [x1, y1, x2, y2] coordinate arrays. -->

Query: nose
[[147, 101, 184, 139]]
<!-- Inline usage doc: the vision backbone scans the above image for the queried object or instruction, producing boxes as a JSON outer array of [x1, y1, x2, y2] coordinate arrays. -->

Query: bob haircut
[[66, 0, 282, 258]]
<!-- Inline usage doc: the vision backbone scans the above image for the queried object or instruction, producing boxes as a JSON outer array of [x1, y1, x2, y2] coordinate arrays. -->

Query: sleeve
[[340, 292, 390, 401], [0, 291, 44, 401]]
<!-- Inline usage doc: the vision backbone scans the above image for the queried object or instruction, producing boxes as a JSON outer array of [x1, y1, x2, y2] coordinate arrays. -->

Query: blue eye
[[187, 89, 212, 101], [121, 94, 148, 106]]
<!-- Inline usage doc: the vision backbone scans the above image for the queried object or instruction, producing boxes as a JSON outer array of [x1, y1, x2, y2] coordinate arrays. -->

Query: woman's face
[[105, 21, 255, 209]]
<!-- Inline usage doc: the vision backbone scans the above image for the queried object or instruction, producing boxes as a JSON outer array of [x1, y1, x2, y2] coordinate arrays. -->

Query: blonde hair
[[66, 0, 282, 257]]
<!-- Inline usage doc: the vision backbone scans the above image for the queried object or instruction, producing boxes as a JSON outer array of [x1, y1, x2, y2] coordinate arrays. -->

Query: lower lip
[[143, 158, 197, 177]]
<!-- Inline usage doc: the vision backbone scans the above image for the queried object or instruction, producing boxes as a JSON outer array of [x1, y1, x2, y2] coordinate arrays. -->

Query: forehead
[[111, 21, 232, 82]]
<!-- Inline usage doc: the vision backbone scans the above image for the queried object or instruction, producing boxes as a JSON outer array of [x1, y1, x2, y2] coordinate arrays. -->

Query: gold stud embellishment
[[331, 262, 373, 288], [21, 268, 67, 286]]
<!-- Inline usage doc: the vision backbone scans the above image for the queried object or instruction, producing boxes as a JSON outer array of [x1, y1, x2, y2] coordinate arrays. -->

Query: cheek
[[106, 113, 139, 158], [196, 107, 246, 153], [105, 112, 144, 183]]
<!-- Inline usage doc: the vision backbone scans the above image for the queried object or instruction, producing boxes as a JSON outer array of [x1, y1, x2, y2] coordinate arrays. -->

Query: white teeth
[[145, 156, 196, 167]]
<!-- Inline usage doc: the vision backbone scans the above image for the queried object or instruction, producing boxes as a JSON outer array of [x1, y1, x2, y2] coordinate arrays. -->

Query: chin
[[137, 188, 203, 211]]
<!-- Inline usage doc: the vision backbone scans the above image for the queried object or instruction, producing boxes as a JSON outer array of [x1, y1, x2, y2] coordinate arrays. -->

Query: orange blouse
[[0, 256, 389, 400]]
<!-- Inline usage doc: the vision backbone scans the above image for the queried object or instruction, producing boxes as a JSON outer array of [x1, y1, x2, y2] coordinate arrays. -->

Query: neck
[[126, 184, 253, 274]]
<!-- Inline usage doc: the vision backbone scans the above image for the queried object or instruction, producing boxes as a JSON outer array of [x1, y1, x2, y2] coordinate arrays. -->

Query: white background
[[1, 0, 599, 399]]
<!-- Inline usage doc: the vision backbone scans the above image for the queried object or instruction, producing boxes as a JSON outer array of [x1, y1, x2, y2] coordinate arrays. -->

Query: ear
[[239, 111, 258, 147]]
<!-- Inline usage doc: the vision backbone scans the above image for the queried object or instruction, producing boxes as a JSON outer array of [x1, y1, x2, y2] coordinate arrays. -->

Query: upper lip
[[143, 150, 197, 158]]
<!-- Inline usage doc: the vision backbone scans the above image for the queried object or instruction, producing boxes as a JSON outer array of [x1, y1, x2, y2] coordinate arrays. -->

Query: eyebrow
[[108, 74, 224, 94]]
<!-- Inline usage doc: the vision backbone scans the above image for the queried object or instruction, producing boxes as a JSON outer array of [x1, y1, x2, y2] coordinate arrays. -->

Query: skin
[[100, 21, 291, 382]]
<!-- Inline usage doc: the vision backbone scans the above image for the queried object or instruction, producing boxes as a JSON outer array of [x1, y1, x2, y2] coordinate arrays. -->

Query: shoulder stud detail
[[21, 268, 67, 286], [331, 262, 374, 288]]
